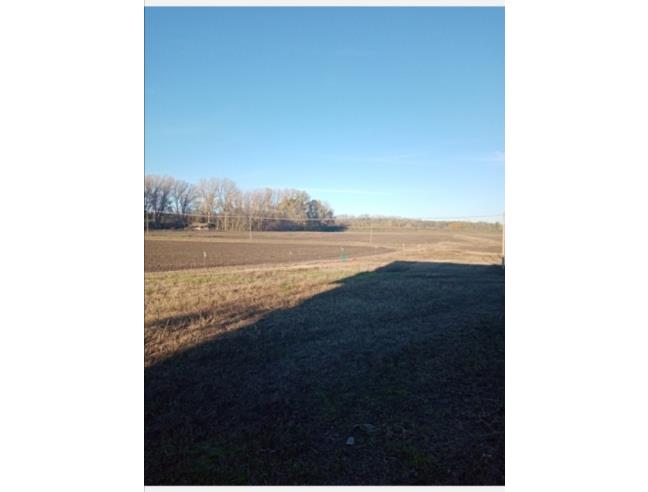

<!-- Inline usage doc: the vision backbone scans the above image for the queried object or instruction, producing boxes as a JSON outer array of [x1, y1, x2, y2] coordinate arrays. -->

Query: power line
[[419, 214, 503, 221], [149, 211, 503, 222], [151, 211, 326, 221]]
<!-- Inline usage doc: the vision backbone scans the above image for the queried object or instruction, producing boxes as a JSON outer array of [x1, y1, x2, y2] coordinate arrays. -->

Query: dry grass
[[145, 264, 366, 366], [145, 231, 504, 485]]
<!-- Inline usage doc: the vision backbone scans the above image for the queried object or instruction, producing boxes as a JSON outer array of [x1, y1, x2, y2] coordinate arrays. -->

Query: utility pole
[[501, 212, 505, 268]]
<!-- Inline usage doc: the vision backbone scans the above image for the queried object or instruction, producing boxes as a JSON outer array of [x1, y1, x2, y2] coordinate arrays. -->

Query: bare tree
[[217, 178, 239, 231], [146, 175, 339, 231], [144, 175, 173, 225], [195, 178, 215, 226], [171, 179, 196, 215], [277, 189, 310, 228]]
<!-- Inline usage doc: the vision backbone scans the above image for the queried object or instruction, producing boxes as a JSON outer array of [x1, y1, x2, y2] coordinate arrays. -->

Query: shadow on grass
[[145, 261, 504, 485]]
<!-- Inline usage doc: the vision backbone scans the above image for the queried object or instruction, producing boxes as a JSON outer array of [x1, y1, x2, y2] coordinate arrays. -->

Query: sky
[[145, 7, 504, 219]]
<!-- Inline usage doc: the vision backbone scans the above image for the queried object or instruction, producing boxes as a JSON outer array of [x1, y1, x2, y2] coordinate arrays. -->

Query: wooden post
[[501, 213, 505, 268], [249, 215, 252, 240]]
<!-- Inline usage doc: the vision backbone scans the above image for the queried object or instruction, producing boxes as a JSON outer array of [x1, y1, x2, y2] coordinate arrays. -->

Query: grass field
[[145, 229, 504, 485]]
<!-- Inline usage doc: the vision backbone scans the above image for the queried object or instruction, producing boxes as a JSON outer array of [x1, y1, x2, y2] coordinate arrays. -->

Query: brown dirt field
[[145, 239, 392, 272], [145, 230, 502, 272], [147, 229, 501, 249]]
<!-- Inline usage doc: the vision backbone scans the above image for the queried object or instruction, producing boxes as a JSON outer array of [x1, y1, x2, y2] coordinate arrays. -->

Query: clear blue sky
[[145, 7, 504, 219]]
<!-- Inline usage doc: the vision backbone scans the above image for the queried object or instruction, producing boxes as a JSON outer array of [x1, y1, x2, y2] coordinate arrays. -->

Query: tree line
[[144, 175, 336, 231], [336, 215, 502, 232]]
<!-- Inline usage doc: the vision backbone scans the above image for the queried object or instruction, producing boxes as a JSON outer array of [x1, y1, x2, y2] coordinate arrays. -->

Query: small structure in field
[[189, 222, 210, 231]]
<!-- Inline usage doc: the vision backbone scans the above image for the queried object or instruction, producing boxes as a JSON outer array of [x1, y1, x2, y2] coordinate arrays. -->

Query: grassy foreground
[[145, 250, 504, 485]]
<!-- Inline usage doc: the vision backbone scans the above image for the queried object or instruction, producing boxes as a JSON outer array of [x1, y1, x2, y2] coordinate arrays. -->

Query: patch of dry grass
[[145, 262, 371, 366]]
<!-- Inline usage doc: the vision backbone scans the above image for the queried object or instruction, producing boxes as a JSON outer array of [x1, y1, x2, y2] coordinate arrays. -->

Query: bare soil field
[[144, 230, 502, 272], [148, 229, 502, 249], [145, 230, 504, 485], [145, 239, 391, 272]]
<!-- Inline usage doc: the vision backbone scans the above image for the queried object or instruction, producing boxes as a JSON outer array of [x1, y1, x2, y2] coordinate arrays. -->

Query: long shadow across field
[[145, 261, 504, 485]]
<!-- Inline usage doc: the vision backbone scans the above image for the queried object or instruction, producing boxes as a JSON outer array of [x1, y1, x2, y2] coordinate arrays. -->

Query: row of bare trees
[[144, 175, 336, 231], [336, 215, 502, 232]]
